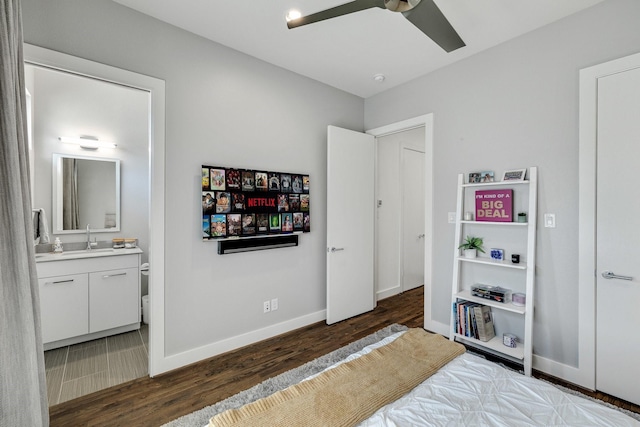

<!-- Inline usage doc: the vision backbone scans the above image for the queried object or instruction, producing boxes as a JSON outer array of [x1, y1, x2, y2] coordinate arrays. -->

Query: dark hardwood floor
[[48, 286, 639, 426]]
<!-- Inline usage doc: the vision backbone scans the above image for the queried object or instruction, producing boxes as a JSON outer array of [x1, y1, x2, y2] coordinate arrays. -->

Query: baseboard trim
[[154, 310, 327, 375], [377, 285, 401, 301], [532, 354, 591, 390], [425, 319, 449, 336]]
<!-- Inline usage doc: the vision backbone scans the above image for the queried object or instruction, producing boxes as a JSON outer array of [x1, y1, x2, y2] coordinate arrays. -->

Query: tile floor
[[44, 324, 148, 406]]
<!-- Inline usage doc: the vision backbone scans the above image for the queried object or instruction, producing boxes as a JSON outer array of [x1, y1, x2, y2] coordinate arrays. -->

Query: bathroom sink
[[62, 248, 115, 256], [34, 247, 141, 262]]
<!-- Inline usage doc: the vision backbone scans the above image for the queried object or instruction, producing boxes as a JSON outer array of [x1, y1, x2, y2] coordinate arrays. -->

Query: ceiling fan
[[287, 0, 465, 53]]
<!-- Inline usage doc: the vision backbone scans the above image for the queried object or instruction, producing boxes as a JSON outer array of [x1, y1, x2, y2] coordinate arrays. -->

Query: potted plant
[[458, 235, 485, 259]]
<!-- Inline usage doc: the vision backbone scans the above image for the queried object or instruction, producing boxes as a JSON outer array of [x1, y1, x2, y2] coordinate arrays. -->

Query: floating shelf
[[461, 220, 528, 226], [217, 234, 298, 255], [462, 180, 529, 188], [454, 333, 524, 360], [457, 257, 527, 270], [454, 290, 526, 315]]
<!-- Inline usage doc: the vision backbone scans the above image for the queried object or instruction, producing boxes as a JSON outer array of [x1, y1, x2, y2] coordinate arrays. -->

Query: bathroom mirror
[[52, 153, 121, 233]]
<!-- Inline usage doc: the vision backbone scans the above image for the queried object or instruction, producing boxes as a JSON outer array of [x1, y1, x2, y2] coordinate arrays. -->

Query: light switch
[[544, 213, 556, 228], [448, 212, 456, 224]]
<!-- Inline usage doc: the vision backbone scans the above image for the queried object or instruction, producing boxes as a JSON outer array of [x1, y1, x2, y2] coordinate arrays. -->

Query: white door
[[326, 125, 375, 324], [596, 65, 640, 405], [401, 147, 425, 291]]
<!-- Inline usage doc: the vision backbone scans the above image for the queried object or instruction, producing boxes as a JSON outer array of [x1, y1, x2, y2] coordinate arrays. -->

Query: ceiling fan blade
[[402, 0, 465, 52], [287, 0, 385, 29]]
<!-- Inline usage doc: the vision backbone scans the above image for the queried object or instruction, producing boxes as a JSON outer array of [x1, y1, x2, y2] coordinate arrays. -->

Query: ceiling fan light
[[384, 0, 421, 13], [285, 9, 302, 22]]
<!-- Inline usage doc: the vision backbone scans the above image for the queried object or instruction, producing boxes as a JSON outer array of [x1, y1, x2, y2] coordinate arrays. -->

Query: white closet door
[[401, 147, 425, 291], [596, 65, 640, 405]]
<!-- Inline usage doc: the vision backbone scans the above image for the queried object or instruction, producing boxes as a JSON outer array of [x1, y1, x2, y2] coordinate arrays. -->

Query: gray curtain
[[62, 157, 79, 230], [0, 1, 50, 426]]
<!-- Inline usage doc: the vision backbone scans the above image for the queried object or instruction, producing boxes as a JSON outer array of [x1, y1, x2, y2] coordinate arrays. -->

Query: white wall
[[376, 127, 425, 299], [365, 0, 640, 374], [21, 0, 364, 359]]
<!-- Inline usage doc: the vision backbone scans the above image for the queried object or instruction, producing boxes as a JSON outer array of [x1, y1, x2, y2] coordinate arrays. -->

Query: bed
[[205, 329, 639, 427]]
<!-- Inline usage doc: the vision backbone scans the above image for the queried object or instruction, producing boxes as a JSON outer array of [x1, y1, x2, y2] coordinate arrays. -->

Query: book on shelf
[[473, 304, 495, 342], [453, 301, 495, 342]]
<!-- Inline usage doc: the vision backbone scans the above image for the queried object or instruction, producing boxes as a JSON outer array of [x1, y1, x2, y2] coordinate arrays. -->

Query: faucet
[[86, 224, 92, 250]]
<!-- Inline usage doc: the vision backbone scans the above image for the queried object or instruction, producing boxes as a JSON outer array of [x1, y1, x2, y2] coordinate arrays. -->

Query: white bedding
[[208, 331, 640, 426], [323, 332, 640, 426]]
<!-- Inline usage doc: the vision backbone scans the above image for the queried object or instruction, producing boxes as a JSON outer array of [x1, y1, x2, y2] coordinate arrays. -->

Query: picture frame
[[468, 172, 482, 183], [502, 169, 526, 181], [490, 248, 505, 261], [479, 171, 495, 183]]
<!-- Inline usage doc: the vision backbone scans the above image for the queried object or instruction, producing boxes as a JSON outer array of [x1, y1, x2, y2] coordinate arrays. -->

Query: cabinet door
[[89, 267, 139, 333], [38, 273, 89, 343]]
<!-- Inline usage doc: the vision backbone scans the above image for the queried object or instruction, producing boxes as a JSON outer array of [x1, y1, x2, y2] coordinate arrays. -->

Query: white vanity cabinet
[[36, 248, 141, 350], [38, 273, 89, 343], [89, 267, 139, 333]]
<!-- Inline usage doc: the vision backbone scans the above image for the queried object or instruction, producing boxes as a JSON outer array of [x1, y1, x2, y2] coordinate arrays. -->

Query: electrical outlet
[[271, 298, 278, 311], [448, 212, 456, 224], [263, 300, 270, 313]]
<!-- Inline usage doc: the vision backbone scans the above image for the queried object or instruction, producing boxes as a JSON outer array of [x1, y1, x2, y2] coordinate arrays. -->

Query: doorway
[[24, 44, 166, 400], [324, 115, 433, 326], [375, 127, 426, 298], [368, 115, 434, 332]]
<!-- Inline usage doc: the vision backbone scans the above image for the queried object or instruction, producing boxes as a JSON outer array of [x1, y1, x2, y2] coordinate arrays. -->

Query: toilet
[[142, 294, 150, 324], [140, 262, 150, 324]]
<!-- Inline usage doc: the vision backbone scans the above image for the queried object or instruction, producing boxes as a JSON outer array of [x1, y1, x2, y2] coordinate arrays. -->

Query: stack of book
[[453, 301, 496, 342]]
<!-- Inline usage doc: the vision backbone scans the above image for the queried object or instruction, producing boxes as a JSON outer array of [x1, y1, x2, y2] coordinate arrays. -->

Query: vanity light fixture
[[59, 136, 117, 150]]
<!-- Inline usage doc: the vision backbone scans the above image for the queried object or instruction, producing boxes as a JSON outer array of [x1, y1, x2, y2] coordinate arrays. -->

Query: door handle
[[601, 270, 633, 281], [329, 247, 345, 253]]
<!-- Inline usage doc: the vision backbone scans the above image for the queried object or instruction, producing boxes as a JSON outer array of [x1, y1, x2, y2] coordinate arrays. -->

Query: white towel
[[33, 208, 51, 244]]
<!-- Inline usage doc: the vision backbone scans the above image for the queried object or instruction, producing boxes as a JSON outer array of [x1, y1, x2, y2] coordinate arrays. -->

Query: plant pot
[[463, 248, 477, 259]]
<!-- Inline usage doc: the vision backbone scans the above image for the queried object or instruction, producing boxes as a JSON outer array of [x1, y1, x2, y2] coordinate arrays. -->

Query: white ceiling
[[112, 0, 604, 98]]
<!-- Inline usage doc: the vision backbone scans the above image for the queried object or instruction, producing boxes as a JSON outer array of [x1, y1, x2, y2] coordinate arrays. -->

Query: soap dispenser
[[53, 237, 63, 254]]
